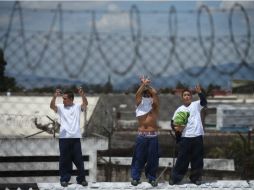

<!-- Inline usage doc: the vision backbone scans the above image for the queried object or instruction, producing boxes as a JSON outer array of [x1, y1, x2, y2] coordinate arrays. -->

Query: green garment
[[173, 111, 190, 126]]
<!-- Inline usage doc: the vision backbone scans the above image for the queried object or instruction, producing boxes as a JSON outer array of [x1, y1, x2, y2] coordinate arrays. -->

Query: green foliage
[[206, 83, 221, 96], [208, 132, 254, 179], [103, 75, 113, 93], [159, 88, 173, 94], [175, 81, 188, 89], [207, 147, 226, 158], [0, 48, 19, 92]]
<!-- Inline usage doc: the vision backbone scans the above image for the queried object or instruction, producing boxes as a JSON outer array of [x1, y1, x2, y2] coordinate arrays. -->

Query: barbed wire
[[0, 1, 253, 88], [0, 2, 253, 183]]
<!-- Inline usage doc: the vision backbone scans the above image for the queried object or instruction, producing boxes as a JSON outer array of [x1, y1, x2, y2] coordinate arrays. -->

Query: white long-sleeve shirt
[[173, 100, 204, 137]]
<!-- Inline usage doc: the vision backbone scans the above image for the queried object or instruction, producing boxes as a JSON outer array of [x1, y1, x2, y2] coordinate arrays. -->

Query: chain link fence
[[0, 2, 253, 91], [0, 1, 254, 184]]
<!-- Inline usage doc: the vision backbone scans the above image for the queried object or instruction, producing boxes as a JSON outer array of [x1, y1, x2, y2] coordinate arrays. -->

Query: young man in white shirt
[[169, 84, 207, 185], [50, 87, 88, 187]]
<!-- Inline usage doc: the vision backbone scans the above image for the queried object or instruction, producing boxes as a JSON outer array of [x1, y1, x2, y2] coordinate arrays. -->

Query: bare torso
[[137, 110, 158, 132]]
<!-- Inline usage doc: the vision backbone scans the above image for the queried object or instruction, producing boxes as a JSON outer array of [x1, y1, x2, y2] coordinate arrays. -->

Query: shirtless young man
[[130, 76, 160, 187]]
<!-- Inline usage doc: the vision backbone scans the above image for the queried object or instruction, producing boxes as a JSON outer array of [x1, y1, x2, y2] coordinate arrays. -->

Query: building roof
[[36, 181, 254, 189]]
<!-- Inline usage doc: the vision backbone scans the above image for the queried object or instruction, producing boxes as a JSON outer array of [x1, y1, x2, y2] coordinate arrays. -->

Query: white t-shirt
[[136, 97, 153, 117], [172, 100, 204, 137], [57, 103, 83, 138]]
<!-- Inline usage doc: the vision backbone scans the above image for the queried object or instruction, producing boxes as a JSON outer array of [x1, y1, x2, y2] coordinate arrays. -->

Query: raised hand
[[77, 87, 85, 96], [195, 84, 202, 93], [140, 75, 151, 85], [54, 89, 62, 97]]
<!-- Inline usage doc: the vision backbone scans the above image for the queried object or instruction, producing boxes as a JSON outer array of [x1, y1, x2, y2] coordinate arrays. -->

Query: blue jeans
[[131, 135, 160, 181], [59, 138, 86, 183]]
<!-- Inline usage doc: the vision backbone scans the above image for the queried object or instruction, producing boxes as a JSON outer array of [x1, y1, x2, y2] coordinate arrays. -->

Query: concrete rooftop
[[2, 181, 254, 190], [38, 181, 254, 190]]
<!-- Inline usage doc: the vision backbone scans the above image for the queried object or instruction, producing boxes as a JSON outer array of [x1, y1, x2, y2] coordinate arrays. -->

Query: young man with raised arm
[[131, 76, 160, 187], [50, 87, 88, 187]]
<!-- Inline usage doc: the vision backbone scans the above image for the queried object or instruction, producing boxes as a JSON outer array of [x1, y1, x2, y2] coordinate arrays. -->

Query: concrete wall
[[0, 96, 99, 137], [99, 157, 235, 171], [0, 137, 108, 183], [216, 105, 254, 130]]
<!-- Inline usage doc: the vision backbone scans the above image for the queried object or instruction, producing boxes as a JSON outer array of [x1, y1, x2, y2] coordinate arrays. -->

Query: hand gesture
[[195, 84, 202, 94], [140, 75, 151, 85], [54, 89, 62, 97], [77, 87, 85, 96]]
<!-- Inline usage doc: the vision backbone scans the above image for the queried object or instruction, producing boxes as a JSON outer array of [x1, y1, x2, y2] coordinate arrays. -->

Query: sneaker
[[131, 179, 140, 186], [169, 179, 175, 185], [149, 180, 158, 187], [60, 181, 68, 187], [192, 180, 202, 185], [78, 180, 88, 186]]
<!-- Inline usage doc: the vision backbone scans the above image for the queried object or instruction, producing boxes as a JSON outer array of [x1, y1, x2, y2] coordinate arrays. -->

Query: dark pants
[[59, 138, 85, 183], [131, 135, 159, 181], [171, 136, 203, 183]]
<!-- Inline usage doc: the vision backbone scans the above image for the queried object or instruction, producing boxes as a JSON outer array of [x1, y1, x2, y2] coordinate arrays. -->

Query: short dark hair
[[64, 90, 74, 100], [181, 88, 192, 97]]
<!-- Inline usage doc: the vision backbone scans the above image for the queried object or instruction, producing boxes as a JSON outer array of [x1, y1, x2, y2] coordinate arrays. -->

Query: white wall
[[0, 96, 99, 137]]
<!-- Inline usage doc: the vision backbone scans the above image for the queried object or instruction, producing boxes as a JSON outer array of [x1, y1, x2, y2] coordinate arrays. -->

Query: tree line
[[0, 48, 232, 95]]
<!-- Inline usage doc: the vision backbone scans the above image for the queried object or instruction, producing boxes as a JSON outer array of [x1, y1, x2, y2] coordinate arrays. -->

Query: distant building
[[211, 89, 232, 96], [232, 80, 254, 94], [172, 88, 199, 96]]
